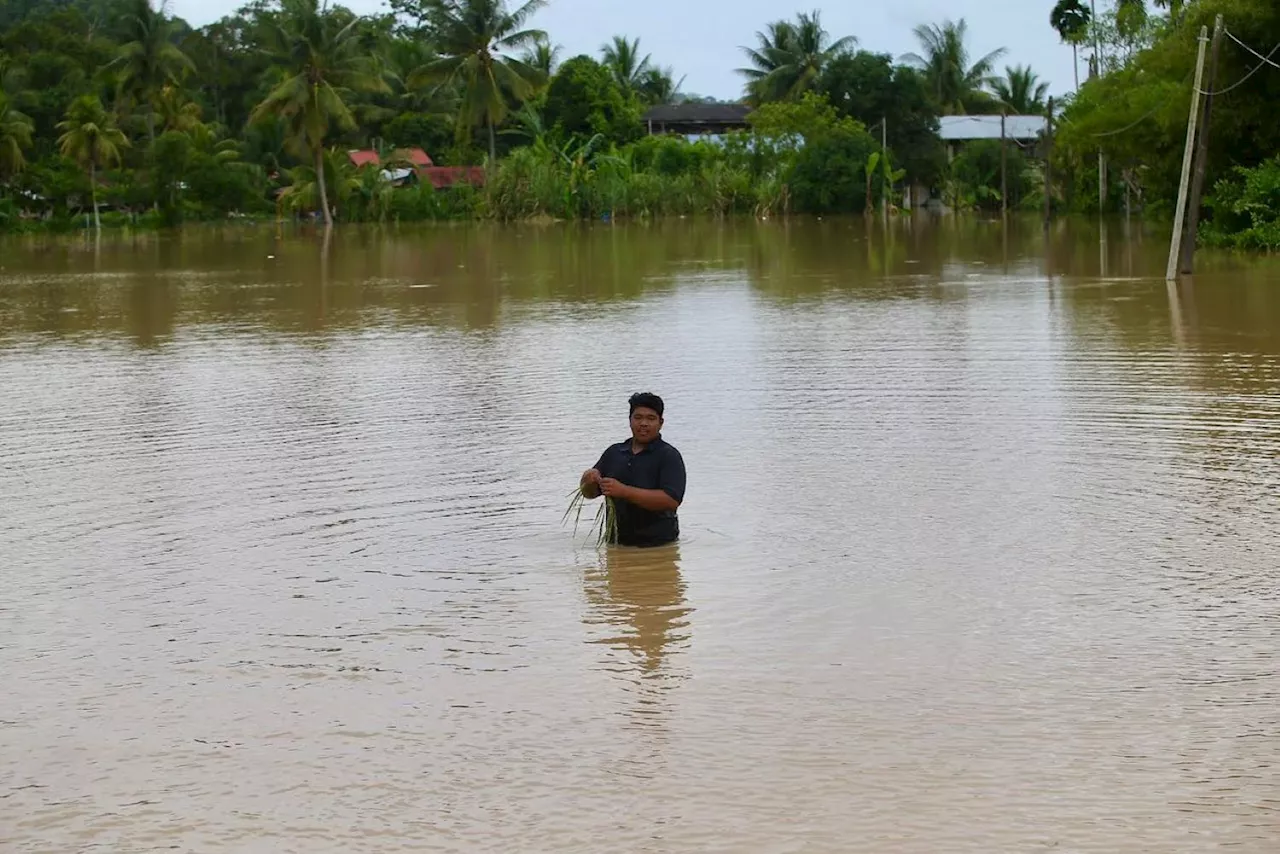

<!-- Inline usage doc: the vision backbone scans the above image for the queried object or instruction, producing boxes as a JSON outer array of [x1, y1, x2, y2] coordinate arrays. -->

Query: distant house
[[937, 115, 1048, 143], [348, 149, 382, 169], [391, 147, 434, 169], [937, 115, 1049, 161], [641, 103, 752, 138], [421, 167, 487, 190], [346, 148, 484, 189]]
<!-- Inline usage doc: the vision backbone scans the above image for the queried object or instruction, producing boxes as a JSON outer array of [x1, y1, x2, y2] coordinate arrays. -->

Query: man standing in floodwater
[[580, 392, 686, 547]]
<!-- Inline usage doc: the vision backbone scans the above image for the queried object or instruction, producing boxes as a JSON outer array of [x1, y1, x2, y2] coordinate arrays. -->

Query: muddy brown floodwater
[[2, 218, 1280, 852]]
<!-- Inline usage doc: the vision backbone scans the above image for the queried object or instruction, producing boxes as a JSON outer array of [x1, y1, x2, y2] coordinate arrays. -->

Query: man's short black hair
[[629, 392, 664, 418]]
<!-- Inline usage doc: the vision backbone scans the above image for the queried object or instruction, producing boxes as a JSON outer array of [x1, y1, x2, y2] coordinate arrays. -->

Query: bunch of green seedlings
[[563, 484, 618, 547]]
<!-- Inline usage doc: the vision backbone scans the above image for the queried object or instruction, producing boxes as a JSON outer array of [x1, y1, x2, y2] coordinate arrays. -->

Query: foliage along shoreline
[[0, 0, 1278, 249]]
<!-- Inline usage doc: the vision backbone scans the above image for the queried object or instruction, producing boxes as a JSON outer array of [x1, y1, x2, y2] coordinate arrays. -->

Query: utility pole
[[1090, 0, 1100, 63], [1044, 97, 1054, 229], [1180, 14, 1225, 275], [1001, 112, 1008, 219], [1091, 0, 1105, 213], [1167, 25, 1211, 283], [881, 116, 888, 218]]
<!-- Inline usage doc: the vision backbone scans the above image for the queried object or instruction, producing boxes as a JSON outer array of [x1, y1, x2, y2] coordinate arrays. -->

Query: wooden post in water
[[881, 116, 888, 219], [1001, 112, 1008, 219], [1044, 98, 1054, 229], [1180, 14, 1225, 276], [1167, 25, 1211, 283], [1099, 152, 1107, 212]]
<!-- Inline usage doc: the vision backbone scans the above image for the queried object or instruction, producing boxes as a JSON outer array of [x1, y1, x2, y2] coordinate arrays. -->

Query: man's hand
[[599, 478, 632, 500], [602, 479, 679, 513], [580, 468, 603, 498]]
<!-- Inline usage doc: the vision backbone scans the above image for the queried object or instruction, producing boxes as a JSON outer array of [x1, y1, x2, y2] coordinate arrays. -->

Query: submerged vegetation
[[0, 0, 1277, 249]]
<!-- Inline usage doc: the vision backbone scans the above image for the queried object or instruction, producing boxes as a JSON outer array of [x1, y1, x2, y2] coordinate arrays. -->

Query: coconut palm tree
[[409, 0, 547, 166], [278, 147, 360, 220], [1050, 0, 1091, 90], [57, 95, 130, 232], [738, 20, 794, 103], [520, 35, 561, 76], [0, 92, 34, 180], [992, 65, 1050, 114], [251, 0, 388, 227], [903, 19, 1007, 115], [738, 12, 857, 103], [111, 0, 195, 143], [637, 66, 685, 106], [600, 35, 652, 93], [154, 84, 204, 135]]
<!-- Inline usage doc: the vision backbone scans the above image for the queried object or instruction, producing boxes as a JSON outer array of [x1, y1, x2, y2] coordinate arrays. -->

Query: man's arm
[[600, 480, 680, 512], [601, 447, 685, 513]]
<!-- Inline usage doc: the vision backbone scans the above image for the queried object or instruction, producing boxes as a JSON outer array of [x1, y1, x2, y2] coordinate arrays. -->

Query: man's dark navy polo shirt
[[594, 435, 686, 547]]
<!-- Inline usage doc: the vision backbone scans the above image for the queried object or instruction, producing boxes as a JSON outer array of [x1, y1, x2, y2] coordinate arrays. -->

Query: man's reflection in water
[[583, 543, 692, 684]]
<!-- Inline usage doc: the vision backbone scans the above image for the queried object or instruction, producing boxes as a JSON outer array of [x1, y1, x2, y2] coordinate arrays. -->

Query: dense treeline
[[1, 0, 1276, 247], [1052, 0, 1280, 246], [0, 0, 1059, 230]]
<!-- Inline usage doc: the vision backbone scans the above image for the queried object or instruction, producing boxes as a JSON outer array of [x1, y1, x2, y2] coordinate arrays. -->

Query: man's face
[[630, 407, 662, 443]]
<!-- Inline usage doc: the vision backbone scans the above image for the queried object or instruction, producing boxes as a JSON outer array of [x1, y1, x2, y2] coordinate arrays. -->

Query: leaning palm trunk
[[315, 146, 332, 227], [487, 119, 497, 168]]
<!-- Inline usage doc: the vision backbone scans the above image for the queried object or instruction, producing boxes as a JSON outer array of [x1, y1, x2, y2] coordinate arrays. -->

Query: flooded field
[[2, 218, 1279, 852]]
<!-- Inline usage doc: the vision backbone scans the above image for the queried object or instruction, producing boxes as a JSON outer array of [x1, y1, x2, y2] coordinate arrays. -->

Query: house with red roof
[[346, 148, 483, 190]]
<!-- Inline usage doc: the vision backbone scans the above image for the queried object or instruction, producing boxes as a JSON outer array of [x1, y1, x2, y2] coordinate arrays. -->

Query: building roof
[[642, 103, 752, 125], [938, 115, 1048, 141], [351, 147, 437, 169], [397, 147, 433, 168], [348, 149, 381, 168]]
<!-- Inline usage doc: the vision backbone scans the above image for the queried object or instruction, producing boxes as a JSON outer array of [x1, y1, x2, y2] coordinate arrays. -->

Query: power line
[[1051, 68, 1193, 139], [1089, 69, 1195, 138], [1197, 30, 1280, 96], [1089, 102, 1170, 137], [1227, 29, 1280, 70], [1057, 27, 1280, 138], [981, 27, 1276, 143]]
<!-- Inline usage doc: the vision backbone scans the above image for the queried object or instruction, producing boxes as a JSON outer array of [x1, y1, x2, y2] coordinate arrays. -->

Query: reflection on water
[[3, 217, 1280, 852], [583, 544, 691, 738], [584, 544, 691, 679]]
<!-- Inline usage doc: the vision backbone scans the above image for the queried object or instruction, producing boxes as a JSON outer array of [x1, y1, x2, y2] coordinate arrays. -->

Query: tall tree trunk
[[147, 109, 157, 213], [90, 160, 100, 232], [1073, 44, 1079, 90], [487, 118, 496, 168], [315, 146, 332, 228]]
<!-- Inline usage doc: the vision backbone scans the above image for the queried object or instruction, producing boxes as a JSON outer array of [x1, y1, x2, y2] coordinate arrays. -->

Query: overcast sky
[[168, 0, 1080, 102]]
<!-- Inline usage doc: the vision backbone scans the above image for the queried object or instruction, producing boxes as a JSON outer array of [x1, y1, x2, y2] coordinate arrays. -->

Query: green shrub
[[1202, 156, 1280, 249]]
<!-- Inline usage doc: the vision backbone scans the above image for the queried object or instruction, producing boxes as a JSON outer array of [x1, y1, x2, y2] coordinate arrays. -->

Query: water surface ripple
[[2, 220, 1279, 852]]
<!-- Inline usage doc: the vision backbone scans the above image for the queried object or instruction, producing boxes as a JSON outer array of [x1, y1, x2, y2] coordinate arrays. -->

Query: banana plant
[[865, 150, 880, 213], [881, 149, 907, 209]]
